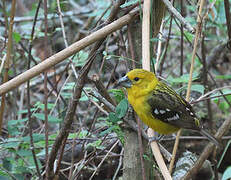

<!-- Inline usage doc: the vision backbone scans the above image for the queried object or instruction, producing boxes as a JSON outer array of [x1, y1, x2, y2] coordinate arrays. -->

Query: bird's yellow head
[[117, 69, 158, 97]]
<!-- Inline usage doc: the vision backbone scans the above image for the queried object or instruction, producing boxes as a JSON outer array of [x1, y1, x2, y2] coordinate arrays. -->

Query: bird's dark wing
[[146, 82, 200, 130]]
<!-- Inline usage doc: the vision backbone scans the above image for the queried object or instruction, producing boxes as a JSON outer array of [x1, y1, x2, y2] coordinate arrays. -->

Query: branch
[[161, 0, 195, 33], [0, 9, 138, 96], [182, 115, 231, 179]]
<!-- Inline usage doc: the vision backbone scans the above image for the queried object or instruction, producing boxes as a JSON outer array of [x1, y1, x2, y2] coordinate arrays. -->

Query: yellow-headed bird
[[118, 69, 219, 146]]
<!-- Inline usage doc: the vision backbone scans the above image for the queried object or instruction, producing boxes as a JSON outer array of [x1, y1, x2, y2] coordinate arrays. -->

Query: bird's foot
[[148, 134, 164, 144]]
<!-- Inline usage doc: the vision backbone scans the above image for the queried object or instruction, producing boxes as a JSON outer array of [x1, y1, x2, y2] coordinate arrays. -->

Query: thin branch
[[161, 0, 195, 33], [170, 0, 205, 174], [182, 115, 231, 179], [43, 0, 49, 179], [89, 140, 119, 180], [224, 0, 231, 47], [27, 0, 42, 178], [0, 0, 16, 133], [0, 9, 139, 96], [147, 129, 172, 179]]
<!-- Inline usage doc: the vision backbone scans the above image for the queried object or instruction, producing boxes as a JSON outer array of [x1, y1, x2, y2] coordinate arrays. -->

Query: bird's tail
[[200, 129, 219, 147]]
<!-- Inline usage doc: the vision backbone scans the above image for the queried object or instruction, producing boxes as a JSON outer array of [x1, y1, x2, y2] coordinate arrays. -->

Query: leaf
[[73, 50, 88, 67], [62, 82, 75, 90], [167, 72, 199, 84], [108, 112, 120, 123], [216, 75, 231, 80], [13, 32, 21, 43], [22, 134, 45, 143], [33, 113, 62, 123], [8, 118, 28, 126], [222, 166, 231, 180], [99, 125, 116, 136], [0, 170, 10, 179], [108, 89, 125, 103], [190, 84, 204, 94], [17, 149, 33, 157], [17, 108, 36, 114], [115, 99, 128, 118], [34, 102, 55, 110], [2, 141, 20, 148]]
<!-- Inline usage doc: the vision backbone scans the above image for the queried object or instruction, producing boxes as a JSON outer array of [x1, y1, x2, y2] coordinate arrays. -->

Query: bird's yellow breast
[[128, 92, 179, 135]]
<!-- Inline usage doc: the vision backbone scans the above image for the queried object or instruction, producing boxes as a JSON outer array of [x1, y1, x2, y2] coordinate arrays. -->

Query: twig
[[43, 1, 50, 179], [0, 11, 86, 24], [174, 17, 231, 108], [0, 0, 16, 133], [155, 21, 163, 71], [112, 148, 124, 180], [46, 53, 97, 179], [194, 85, 231, 103], [161, 0, 195, 33], [224, 0, 231, 47], [89, 140, 119, 180], [147, 129, 172, 180], [142, 0, 150, 70], [54, 135, 68, 178], [27, 0, 43, 178], [135, 115, 146, 180], [142, 0, 171, 178], [180, 0, 184, 76], [169, 0, 205, 174], [182, 115, 231, 179], [0, 9, 139, 96], [159, 9, 174, 76], [46, 1, 129, 177]]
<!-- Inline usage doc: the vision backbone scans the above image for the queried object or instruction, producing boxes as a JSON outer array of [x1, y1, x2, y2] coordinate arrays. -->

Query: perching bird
[[117, 69, 219, 146]]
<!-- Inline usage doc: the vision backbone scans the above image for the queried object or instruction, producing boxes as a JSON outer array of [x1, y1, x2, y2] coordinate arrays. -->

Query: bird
[[117, 69, 219, 146]]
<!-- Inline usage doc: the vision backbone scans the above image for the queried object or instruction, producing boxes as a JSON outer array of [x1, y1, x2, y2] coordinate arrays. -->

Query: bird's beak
[[117, 75, 132, 88]]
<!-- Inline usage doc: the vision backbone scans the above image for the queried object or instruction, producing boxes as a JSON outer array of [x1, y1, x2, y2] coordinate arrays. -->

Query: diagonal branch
[[0, 9, 138, 96]]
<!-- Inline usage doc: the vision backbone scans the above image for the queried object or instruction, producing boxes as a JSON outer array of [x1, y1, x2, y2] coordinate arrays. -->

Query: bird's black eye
[[134, 77, 139, 81]]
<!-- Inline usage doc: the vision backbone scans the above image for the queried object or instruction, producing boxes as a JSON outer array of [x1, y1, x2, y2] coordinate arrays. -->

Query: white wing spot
[[186, 107, 190, 111], [159, 110, 166, 114], [166, 108, 170, 112], [167, 113, 180, 121], [190, 112, 194, 116], [175, 113, 179, 119], [154, 109, 159, 115]]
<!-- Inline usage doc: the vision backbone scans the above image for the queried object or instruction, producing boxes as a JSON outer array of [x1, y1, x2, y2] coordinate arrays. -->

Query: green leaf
[[108, 89, 125, 103], [222, 166, 231, 180], [33, 113, 62, 123], [0, 170, 10, 179], [108, 112, 120, 123], [8, 118, 28, 126], [17, 149, 33, 157], [99, 125, 116, 136], [167, 72, 199, 84], [78, 130, 89, 138], [22, 134, 45, 143], [34, 102, 55, 110], [2, 140, 20, 148], [17, 108, 36, 114], [190, 84, 204, 94], [86, 139, 103, 149], [62, 82, 75, 90], [115, 99, 128, 118], [13, 32, 21, 43], [216, 75, 231, 80], [73, 50, 88, 67]]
